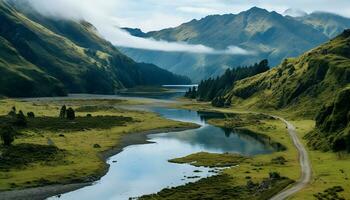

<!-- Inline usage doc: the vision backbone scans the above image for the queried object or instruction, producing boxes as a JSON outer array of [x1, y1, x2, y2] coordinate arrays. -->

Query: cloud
[[21, 0, 251, 55]]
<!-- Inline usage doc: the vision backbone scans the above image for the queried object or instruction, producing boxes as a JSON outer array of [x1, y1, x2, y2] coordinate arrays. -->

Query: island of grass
[[0, 98, 199, 194], [169, 152, 247, 168]]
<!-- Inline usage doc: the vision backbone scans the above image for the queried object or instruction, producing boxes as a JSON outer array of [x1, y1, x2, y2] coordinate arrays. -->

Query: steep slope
[[297, 12, 350, 38], [0, 1, 190, 97], [225, 30, 350, 151], [121, 7, 330, 82], [0, 36, 66, 97]]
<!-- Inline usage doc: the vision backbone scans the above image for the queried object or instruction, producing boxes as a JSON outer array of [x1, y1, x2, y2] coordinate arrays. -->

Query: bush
[[66, 108, 75, 120], [0, 126, 16, 146], [59, 105, 67, 118], [27, 112, 35, 118], [15, 110, 27, 127], [8, 106, 16, 117]]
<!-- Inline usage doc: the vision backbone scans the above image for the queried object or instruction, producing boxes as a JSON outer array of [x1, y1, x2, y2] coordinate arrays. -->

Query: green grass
[[140, 173, 294, 200], [169, 152, 246, 168], [0, 98, 198, 190], [175, 100, 350, 199], [0, 144, 66, 171]]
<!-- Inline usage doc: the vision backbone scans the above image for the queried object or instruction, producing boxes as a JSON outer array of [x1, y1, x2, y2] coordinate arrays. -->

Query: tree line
[[185, 59, 270, 107]]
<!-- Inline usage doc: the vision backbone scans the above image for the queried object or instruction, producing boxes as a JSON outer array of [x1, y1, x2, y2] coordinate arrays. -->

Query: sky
[[24, 0, 350, 53]]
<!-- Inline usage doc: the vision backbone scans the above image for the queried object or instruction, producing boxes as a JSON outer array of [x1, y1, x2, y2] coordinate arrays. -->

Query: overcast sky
[[24, 0, 350, 54], [27, 0, 350, 32]]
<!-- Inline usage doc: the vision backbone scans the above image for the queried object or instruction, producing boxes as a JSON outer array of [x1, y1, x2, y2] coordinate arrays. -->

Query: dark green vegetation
[[121, 7, 350, 81], [169, 152, 246, 168], [0, 114, 133, 132], [0, 144, 65, 171], [139, 173, 293, 200], [185, 59, 269, 106], [0, 1, 190, 97], [305, 88, 350, 152], [222, 30, 350, 151], [313, 186, 345, 200]]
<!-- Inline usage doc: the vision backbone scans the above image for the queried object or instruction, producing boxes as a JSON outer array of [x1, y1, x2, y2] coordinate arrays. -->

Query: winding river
[[50, 86, 278, 200]]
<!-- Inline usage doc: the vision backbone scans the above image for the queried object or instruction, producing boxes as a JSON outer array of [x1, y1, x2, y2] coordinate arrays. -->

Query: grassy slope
[[0, 99, 197, 190], [227, 30, 350, 118], [0, 1, 190, 97], [0, 36, 66, 97]]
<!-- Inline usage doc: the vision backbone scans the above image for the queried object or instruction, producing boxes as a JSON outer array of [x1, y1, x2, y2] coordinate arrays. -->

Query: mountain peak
[[245, 6, 269, 14]]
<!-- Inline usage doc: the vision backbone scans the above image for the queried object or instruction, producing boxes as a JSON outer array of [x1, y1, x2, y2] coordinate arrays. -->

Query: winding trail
[[270, 116, 312, 200]]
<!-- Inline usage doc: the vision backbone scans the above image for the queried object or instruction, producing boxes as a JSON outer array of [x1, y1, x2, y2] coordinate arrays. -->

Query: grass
[[169, 152, 246, 168], [140, 173, 294, 200], [290, 120, 350, 200], [0, 98, 197, 191], [175, 99, 350, 199]]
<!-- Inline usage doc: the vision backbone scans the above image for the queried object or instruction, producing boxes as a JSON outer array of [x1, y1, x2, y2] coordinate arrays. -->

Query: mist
[[22, 0, 251, 55]]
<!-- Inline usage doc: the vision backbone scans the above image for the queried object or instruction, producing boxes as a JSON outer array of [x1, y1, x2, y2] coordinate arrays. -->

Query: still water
[[50, 87, 277, 200]]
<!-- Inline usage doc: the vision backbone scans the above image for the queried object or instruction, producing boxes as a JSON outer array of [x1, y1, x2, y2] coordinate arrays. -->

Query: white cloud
[[21, 0, 251, 55]]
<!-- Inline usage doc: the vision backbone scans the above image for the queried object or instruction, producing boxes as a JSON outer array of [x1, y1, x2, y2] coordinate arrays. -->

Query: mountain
[[296, 12, 350, 38], [224, 30, 350, 151], [120, 7, 332, 82], [0, 1, 190, 97]]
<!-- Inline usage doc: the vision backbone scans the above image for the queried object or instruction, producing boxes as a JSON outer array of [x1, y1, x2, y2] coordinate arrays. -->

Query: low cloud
[[20, 0, 251, 55]]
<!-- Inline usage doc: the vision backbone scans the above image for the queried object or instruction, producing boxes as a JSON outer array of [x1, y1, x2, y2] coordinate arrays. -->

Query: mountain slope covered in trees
[[225, 30, 350, 152], [0, 1, 190, 97], [121, 7, 350, 82]]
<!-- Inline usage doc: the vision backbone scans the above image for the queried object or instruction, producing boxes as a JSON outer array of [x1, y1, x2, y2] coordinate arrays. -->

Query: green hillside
[[121, 7, 338, 82], [0, 1, 190, 97], [226, 30, 350, 151]]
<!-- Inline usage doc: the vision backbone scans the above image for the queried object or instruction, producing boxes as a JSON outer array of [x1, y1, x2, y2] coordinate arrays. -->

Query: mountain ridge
[[121, 7, 350, 82], [0, 1, 190, 97]]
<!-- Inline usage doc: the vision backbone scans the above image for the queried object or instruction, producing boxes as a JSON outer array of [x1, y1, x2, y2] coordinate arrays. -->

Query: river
[[49, 85, 277, 200]]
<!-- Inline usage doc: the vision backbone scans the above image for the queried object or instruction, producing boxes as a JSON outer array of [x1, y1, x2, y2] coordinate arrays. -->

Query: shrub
[[27, 112, 35, 118], [59, 105, 67, 118], [0, 126, 16, 146], [15, 110, 27, 127], [66, 108, 75, 120]]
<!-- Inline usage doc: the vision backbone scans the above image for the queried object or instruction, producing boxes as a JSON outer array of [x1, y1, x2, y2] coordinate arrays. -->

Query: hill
[[225, 30, 350, 152], [0, 1, 190, 97], [121, 7, 339, 82]]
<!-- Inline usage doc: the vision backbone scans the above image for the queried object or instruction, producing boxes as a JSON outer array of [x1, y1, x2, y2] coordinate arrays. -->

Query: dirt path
[[270, 116, 311, 200]]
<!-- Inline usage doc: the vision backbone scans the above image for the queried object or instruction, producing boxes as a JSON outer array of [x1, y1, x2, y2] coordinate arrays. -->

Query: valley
[[0, 1, 349, 200]]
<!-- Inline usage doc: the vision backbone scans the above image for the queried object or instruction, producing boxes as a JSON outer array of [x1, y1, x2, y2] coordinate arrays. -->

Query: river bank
[[0, 126, 198, 200], [0, 98, 199, 199]]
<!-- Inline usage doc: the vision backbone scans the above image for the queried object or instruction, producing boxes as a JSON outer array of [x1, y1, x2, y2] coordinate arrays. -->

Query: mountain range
[[121, 7, 350, 82], [0, 1, 190, 97]]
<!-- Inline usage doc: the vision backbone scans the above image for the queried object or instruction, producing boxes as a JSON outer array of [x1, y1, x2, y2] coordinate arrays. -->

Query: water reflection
[[50, 98, 283, 200]]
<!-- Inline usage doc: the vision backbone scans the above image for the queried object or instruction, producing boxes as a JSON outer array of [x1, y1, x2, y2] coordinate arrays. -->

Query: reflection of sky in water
[[50, 101, 275, 200]]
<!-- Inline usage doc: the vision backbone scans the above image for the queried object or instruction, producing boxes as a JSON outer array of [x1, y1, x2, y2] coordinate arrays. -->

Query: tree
[[66, 107, 75, 120], [59, 105, 67, 118], [0, 126, 16, 146], [8, 106, 16, 117], [27, 112, 35, 118], [15, 110, 27, 127]]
